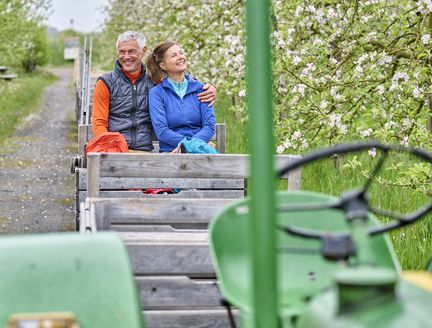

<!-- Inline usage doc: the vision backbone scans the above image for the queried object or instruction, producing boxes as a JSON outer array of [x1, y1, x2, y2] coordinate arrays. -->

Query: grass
[[217, 94, 431, 270], [214, 94, 247, 154], [0, 71, 57, 141]]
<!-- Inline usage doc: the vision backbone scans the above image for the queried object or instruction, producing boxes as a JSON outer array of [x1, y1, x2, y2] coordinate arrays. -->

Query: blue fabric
[[168, 77, 188, 99], [149, 74, 216, 152], [181, 137, 218, 154]]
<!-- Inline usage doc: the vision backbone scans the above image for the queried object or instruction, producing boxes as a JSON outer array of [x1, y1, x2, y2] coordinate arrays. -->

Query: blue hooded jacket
[[149, 75, 216, 152]]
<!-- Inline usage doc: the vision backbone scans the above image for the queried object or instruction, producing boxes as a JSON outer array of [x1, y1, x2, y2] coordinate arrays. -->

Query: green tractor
[[0, 232, 144, 328], [210, 142, 432, 327]]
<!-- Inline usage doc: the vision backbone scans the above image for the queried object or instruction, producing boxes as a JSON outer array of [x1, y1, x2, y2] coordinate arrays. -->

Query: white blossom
[[292, 131, 302, 140], [320, 100, 329, 109], [292, 56, 302, 66], [421, 33, 431, 45], [400, 136, 409, 147], [377, 85, 385, 95], [413, 87, 423, 98], [293, 84, 306, 96], [276, 145, 285, 154], [360, 128, 373, 137]]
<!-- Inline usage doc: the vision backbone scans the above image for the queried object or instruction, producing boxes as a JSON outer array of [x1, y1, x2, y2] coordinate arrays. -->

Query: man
[[92, 31, 216, 151]]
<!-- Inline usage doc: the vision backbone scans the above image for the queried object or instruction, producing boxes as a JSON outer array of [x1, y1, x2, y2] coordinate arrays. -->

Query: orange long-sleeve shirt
[[92, 66, 142, 138]]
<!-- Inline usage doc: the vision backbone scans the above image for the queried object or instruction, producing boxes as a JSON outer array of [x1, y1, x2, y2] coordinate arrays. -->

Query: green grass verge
[[0, 71, 57, 141]]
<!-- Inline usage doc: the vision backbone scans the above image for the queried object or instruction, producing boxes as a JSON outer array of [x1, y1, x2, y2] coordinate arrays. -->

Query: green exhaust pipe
[[246, 0, 278, 327]]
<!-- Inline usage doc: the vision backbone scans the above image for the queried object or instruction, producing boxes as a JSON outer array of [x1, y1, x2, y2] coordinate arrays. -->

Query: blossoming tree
[[101, 0, 431, 155]]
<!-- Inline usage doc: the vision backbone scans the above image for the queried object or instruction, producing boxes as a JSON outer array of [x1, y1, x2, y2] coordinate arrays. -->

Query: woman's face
[[159, 44, 187, 75]]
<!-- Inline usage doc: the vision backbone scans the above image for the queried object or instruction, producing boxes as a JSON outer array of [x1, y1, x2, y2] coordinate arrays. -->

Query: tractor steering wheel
[[277, 141, 432, 240]]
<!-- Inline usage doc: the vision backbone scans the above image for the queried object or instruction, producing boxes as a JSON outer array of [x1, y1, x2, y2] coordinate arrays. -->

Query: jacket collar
[[114, 60, 146, 83], [161, 74, 202, 94]]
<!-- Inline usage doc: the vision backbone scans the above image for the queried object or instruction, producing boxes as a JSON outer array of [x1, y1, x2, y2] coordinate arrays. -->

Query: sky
[[46, 0, 109, 33]]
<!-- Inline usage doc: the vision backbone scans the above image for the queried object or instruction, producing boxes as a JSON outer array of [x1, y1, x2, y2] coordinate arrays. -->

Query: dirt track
[[0, 67, 76, 234]]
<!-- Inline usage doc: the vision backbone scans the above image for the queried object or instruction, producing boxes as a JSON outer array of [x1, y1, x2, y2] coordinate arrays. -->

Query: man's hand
[[198, 83, 217, 106]]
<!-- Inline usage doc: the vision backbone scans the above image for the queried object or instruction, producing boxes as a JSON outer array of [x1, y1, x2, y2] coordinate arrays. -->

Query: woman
[[146, 41, 216, 153]]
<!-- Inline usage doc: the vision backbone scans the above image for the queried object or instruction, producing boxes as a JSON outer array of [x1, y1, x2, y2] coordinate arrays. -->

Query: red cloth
[[85, 132, 128, 157], [143, 188, 176, 194]]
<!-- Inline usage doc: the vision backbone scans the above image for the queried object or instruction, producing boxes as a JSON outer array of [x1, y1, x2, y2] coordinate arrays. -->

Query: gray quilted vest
[[99, 61, 155, 151]]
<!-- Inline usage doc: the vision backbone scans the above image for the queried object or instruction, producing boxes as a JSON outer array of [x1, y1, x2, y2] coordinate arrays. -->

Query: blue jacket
[[149, 75, 216, 152]]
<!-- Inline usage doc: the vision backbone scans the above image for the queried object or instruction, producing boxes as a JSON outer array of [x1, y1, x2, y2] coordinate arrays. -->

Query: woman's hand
[[171, 145, 181, 154], [198, 84, 217, 106]]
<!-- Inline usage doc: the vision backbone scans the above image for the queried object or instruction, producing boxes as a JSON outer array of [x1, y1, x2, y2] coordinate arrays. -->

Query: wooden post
[[87, 153, 101, 198]]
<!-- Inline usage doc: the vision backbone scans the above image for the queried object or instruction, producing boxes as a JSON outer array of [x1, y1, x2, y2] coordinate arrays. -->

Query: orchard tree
[[271, 0, 432, 153], [0, 0, 51, 69], [102, 0, 432, 155]]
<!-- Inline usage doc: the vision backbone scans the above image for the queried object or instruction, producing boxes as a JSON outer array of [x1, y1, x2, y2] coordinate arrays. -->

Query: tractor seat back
[[0, 232, 144, 328], [210, 191, 399, 320]]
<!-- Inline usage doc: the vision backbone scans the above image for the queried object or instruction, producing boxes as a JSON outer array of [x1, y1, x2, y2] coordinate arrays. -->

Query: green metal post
[[246, 0, 278, 327]]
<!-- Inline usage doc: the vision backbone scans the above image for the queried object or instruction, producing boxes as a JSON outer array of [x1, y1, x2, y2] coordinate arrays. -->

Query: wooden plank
[[112, 225, 203, 232], [102, 190, 244, 199], [95, 153, 248, 178], [77, 124, 92, 156], [87, 154, 100, 197], [216, 123, 226, 154], [92, 198, 233, 229], [122, 232, 214, 276], [79, 190, 243, 202], [288, 168, 301, 191], [93, 153, 300, 179], [78, 170, 245, 190], [143, 309, 239, 328], [137, 276, 222, 309], [0, 74, 18, 81]]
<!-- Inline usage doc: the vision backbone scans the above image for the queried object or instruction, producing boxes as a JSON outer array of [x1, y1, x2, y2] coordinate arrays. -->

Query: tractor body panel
[[0, 232, 144, 328], [297, 275, 432, 328]]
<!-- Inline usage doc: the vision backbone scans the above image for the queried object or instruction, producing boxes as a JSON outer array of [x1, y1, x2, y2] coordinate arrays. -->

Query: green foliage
[[100, 0, 432, 269], [0, 71, 56, 140], [22, 24, 51, 72], [0, 0, 51, 70], [48, 37, 68, 66]]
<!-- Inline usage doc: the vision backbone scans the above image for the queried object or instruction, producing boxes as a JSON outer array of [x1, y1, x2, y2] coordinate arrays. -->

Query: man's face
[[117, 40, 146, 75]]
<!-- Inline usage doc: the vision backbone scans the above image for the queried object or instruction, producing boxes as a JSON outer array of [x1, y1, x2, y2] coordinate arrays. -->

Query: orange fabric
[[123, 66, 141, 84], [91, 65, 143, 138], [92, 80, 110, 137], [85, 132, 128, 157]]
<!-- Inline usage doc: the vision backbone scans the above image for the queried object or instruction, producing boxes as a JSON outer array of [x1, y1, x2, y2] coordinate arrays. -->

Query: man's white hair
[[116, 31, 147, 50]]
